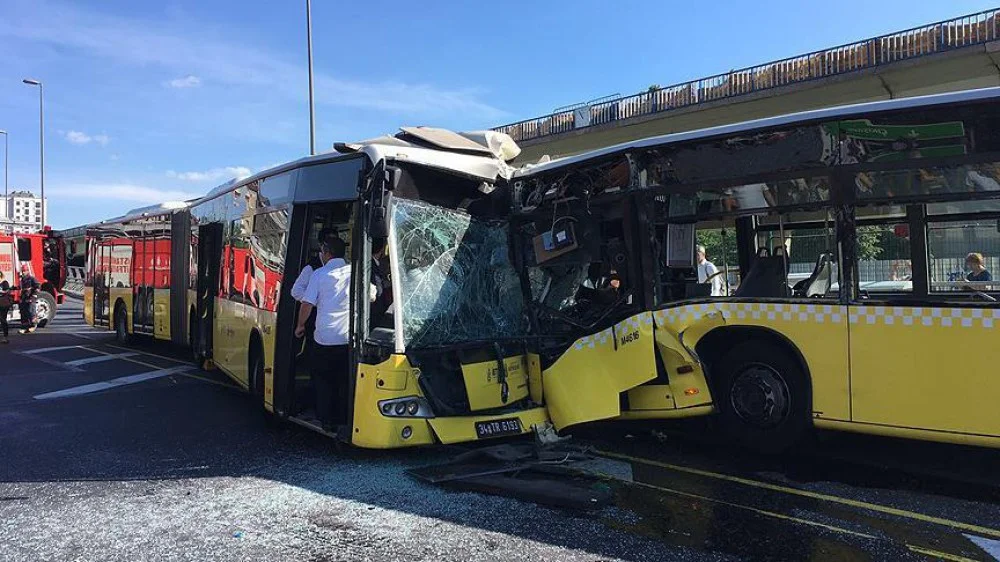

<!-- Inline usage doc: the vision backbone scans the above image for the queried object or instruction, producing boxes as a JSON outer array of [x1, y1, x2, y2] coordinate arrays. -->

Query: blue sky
[[1, 0, 997, 228]]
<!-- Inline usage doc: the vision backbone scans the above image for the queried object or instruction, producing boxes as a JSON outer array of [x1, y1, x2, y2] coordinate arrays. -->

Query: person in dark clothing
[[370, 239, 392, 327], [18, 265, 39, 334], [0, 272, 12, 344], [965, 252, 993, 283]]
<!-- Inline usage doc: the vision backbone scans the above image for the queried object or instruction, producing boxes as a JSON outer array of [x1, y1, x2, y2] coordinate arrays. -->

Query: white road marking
[[64, 352, 140, 367], [21, 345, 84, 355], [966, 535, 1000, 561], [33, 366, 192, 400]]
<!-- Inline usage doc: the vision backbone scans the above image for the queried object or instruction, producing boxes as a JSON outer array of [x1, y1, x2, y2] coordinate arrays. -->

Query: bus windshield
[[390, 197, 526, 348]]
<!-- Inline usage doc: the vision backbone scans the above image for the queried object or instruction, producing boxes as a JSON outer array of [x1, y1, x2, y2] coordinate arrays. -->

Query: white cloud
[[167, 75, 201, 88], [167, 166, 252, 182], [0, 1, 505, 121], [47, 183, 200, 204], [64, 130, 110, 146]]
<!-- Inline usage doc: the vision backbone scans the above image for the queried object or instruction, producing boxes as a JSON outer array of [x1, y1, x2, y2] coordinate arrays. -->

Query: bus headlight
[[378, 396, 434, 418]]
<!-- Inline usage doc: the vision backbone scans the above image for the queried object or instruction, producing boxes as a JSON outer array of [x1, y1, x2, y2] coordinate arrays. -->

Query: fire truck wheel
[[35, 292, 57, 325]]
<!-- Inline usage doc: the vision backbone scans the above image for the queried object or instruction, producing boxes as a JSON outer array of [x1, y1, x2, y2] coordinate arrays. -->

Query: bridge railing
[[494, 9, 1000, 143]]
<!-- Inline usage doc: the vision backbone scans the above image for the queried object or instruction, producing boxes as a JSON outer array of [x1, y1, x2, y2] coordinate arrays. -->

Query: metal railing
[[494, 9, 1000, 143]]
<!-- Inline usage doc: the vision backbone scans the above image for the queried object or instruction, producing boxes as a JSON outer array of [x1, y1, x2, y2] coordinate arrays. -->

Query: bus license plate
[[475, 418, 522, 439]]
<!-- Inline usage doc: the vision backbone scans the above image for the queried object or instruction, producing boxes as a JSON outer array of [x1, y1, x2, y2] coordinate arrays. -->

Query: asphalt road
[[1, 297, 998, 561]]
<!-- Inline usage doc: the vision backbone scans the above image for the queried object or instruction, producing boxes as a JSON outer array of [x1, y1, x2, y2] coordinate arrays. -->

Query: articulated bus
[[86, 130, 552, 448], [509, 87, 1000, 450], [86, 88, 1000, 452]]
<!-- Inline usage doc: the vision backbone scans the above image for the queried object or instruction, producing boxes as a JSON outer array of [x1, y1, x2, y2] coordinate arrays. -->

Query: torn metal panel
[[337, 128, 521, 183]]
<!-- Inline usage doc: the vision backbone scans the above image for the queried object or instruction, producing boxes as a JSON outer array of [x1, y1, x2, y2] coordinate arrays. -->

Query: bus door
[[194, 223, 223, 360], [94, 241, 113, 327]]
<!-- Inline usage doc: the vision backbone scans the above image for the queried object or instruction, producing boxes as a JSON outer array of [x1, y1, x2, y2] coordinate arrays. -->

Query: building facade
[[0, 190, 47, 233]]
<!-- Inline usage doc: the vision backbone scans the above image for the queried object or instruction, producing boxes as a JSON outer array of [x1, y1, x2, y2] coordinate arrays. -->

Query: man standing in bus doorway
[[291, 228, 336, 371], [18, 264, 39, 334], [696, 245, 724, 296], [295, 236, 351, 433]]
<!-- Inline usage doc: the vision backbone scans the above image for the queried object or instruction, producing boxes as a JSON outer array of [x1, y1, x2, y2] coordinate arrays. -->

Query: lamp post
[[0, 130, 7, 202], [306, 0, 316, 155], [22, 78, 44, 229]]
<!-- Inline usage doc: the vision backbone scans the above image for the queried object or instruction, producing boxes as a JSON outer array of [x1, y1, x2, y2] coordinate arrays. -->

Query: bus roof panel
[[514, 86, 1000, 177]]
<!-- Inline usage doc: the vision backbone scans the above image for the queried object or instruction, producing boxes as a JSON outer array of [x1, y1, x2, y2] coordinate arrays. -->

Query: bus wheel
[[714, 341, 810, 454], [249, 347, 277, 425], [35, 292, 57, 326], [189, 310, 205, 368], [114, 304, 131, 344]]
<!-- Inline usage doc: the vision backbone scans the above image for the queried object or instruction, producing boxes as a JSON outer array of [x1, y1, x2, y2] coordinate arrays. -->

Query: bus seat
[[734, 253, 789, 298], [794, 253, 833, 297]]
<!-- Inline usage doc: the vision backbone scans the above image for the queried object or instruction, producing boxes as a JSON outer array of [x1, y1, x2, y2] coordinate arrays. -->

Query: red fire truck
[[0, 229, 66, 323]]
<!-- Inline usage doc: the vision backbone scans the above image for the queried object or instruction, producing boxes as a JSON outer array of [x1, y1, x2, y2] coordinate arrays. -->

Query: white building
[[0, 190, 47, 233]]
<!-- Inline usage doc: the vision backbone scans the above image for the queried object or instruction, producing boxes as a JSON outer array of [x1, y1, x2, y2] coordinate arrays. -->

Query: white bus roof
[[193, 128, 521, 206], [514, 86, 1000, 177]]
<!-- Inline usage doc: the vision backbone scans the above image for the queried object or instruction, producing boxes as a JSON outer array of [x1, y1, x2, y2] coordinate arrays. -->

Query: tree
[[697, 229, 739, 268]]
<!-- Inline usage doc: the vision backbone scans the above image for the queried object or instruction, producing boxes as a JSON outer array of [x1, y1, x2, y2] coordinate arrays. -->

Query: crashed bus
[[85, 129, 550, 448], [509, 87, 1000, 450]]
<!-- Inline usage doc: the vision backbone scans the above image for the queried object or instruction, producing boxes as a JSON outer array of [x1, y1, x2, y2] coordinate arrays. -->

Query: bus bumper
[[351, 406, 550, 449]]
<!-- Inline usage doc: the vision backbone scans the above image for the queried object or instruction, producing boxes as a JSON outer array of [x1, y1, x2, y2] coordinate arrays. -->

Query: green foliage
[[856, 225, 884, 261], [696, 229, 739, 267]]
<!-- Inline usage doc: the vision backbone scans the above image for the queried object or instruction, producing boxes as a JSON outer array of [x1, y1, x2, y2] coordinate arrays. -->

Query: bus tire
[[35, 292, 57, 326], [114, 302, 131, 344], [189, 309, 205, 367], [248, 340, 277, 425], [713, 341, 810, 454]]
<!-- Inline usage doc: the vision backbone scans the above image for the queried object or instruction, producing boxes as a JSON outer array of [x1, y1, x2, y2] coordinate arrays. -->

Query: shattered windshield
[[391, 198, 526, 348]]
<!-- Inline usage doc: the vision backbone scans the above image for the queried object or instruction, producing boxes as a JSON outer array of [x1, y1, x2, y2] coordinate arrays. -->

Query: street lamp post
[[0, 130, 8, 202], [22, 79, 44, 229], [306, 0, 316, 156]]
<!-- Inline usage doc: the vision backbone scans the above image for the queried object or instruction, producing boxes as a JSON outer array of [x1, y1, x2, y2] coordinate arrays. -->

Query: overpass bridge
[[495, 8, 1000, 163]]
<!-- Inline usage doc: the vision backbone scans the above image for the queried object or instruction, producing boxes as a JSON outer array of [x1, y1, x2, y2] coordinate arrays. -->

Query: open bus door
[[93, 240, 112, 327], [194, 223, 223, 363]]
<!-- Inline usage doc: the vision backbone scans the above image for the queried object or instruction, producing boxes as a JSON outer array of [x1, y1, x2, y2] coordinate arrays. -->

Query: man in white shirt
[[696, 245, 724, 296], [290, 228, 335, 302], [295, 236, 351, 431]]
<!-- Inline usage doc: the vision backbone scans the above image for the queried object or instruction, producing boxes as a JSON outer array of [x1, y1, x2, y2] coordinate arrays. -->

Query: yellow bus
[[85, 130, 551, 448], [509, 87, 1000, 450]]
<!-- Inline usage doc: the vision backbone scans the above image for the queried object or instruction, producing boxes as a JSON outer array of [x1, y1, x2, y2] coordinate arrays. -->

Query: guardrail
[[64, 266, 85, 297], [494, 9, 1000, 143]]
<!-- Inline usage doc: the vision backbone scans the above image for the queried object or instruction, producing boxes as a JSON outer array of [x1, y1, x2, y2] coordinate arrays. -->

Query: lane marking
[[80, 346, 181, 372], [965, 535, 1000, 561], [105, 344, 191, 365], [64, 352, 140, 367], [620, 474, 977, 562], [33, 366, 192, 400], [628, 478, 878, 540], [21, 345, 84, 355], [66, 333, 97, 340], [596, 449, 1000, 539], [12, 351, 83, 372]]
